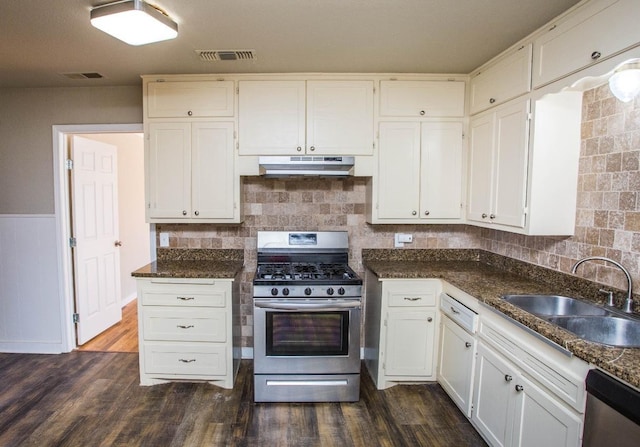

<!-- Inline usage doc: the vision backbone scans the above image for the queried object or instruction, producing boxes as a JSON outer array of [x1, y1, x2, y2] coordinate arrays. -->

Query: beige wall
[[0, 86, 142, 214]]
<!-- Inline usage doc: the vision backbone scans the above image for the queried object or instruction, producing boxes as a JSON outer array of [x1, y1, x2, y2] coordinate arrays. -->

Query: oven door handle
[[254, 301, 361, 311]]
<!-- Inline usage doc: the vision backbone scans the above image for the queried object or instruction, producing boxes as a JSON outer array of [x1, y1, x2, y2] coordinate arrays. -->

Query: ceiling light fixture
[[90, 0, 178, 46], [609, 62, 640, 103]]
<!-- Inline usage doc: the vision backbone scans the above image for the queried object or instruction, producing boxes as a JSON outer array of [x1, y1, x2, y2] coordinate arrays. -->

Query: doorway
[[53, 124, 153, 352]]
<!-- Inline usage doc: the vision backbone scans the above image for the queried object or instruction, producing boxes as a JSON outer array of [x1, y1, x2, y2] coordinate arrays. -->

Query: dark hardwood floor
[[0, 352, 487, 447]]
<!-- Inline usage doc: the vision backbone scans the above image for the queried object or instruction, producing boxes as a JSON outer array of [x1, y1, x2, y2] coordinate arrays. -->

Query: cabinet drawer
[[141, 287, 227, 307], [440, 293, 478, 333], [147, 81, 235, 118], [142, 307, 227, 342], [385, 280, 439, 307], [380, 81, 465, 117], [143, 342, 227, 376]]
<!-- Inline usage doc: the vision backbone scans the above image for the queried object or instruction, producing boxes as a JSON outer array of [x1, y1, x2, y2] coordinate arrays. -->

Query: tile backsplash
[[157, 84, 640, 348]]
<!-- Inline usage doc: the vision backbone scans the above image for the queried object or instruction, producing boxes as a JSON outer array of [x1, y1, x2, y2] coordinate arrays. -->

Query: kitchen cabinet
[[467, 98, 530, 229], [136, 277, 240, 389], [473, 342, 583, 447], [470, 44, 532, 115], [379, 80, 465, 117], [147, 80, 235, 118], [364, 277, 440, 389], [532, 0, 640, 88], [368, 121, 463, 223], [147, 121, 240, 223], [238, 80, 374, 156]]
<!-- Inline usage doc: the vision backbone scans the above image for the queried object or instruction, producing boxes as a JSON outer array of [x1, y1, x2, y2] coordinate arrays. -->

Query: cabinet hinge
[[236, 86, 239, 94], [527, 113, 533, 121], [69, 237, 77, 248], [73, 313, 79, 324], [462, 132, 465, 139], [383, 318, 387, 326], [65, 159, 73, 170]]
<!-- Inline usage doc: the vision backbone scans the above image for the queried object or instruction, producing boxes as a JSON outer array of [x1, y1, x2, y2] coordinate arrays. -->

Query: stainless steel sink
[[502, 294, 611, 316], [546, 316, 640, 348]]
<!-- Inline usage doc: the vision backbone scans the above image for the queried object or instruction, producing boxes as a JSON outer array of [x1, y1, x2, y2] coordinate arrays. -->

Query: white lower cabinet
[[473, 342, 582, 447], [364, 277, 440, 389], [136, 278, 240, 389]]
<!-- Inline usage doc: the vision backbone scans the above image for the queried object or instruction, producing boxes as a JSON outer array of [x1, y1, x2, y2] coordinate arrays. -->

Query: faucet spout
[[571, 256, 634, 313]]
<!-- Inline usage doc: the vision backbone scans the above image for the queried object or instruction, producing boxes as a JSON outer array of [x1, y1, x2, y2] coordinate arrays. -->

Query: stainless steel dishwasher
[[583, 369, 640, 447]]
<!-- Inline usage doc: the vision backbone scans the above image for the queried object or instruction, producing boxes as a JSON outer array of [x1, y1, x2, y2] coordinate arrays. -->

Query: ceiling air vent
[[196, 50, 256, 61], [61, 72, 104, 80]]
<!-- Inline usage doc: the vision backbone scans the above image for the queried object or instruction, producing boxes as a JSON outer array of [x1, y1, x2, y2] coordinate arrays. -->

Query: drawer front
[[440, 293, 478, 333], [141, 288, 227, 307], [143, 343, 227, 376], [147, 81, 235, 118], [142, 308, 227, 342], [386, 280, 438, 307]]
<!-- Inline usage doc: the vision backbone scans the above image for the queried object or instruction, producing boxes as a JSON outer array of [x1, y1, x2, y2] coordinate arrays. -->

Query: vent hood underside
[[258, 156, 355, 177]]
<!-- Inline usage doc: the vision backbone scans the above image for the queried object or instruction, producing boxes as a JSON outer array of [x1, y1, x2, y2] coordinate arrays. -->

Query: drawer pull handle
[[404, 297, 422, 301], [505, 374, 513, 382], [465, 342, 472, 348], [450, 306, 460, 314], [177, 324, 194, 329], [177, 296, 195, 301], [178, 358, 196, 363]]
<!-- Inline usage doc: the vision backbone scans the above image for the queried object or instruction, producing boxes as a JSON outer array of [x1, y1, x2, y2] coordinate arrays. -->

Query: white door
[[71, 135, 122, 345]]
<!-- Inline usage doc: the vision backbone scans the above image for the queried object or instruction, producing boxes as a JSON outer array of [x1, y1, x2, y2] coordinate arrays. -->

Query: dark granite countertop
[[131, 249, 244, 279], [363, 249, 640, 389]]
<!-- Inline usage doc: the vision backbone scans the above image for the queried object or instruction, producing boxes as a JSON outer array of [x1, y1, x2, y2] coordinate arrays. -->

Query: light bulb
[[609, 69, 640, 102]]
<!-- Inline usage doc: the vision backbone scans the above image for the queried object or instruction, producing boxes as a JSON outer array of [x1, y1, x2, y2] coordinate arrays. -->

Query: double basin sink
[[501, 294, 640, 348]]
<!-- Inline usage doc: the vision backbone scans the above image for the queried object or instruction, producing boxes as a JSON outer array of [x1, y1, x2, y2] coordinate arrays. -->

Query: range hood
[[258, 156, 355, 177]]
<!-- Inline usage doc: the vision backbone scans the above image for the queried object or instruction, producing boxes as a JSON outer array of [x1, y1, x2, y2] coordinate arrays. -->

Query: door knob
[[114, 240, 122, 247]]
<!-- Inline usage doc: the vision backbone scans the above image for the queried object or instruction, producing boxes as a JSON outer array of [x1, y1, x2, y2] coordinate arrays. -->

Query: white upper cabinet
[[532, 0, 640, 88], [147, 81, 235, 118], [238, 80, 374, 156], [470, 44, 532, 115], [379, 81, 465, 117]]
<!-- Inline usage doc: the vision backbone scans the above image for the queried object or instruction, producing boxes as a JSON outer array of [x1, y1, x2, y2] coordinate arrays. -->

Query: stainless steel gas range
[[252, 231, 362, 402]]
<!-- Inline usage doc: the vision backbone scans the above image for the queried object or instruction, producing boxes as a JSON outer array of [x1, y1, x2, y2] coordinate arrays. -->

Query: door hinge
[[65, 159, 73, 170], [73, 313, 79, 324], [69, 237, 77, 248]]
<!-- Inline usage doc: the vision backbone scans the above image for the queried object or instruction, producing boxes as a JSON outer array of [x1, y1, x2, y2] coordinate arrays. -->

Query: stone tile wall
[[157, 84, 640, 348]]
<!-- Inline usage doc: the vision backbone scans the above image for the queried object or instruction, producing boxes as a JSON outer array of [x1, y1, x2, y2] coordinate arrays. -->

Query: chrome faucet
[[571, 257, 635, 313]]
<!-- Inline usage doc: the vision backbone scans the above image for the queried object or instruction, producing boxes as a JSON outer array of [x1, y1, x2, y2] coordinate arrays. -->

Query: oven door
[[253, 298, 361, 375]]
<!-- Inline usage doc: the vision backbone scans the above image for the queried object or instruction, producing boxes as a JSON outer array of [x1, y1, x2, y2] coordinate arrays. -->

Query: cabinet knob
[[187, 110, 193, 116], [465, 342, 472, 348], [591, 51, 601, 60], [505, 374, 513, 382], [182, 210, 187, 216], [309, 146, 316, 151], [489, 214, 496, 219], [489, 98, 496, 104], [412, 210, 417, 216], [194, 210, 199, 216], [424, 210, 430, 216], [420, 110, 425, 116], [296, 146, 302, 152], [481, 213, 488, 219], [427, 317, 433, 322], [114, 240, 122, 247], [515, 384, 524, 392]]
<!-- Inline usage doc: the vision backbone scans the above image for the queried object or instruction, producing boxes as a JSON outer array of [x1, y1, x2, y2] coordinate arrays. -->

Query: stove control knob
[[327, 287, 334, 296], [338, 287, 345, 295], [304, 287, 312, 296], [271, 288, 278, 296], [282, 288, 290, 296]]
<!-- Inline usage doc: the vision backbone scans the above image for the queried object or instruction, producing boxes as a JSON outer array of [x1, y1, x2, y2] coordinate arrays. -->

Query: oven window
[[266, 311, 349, 356]]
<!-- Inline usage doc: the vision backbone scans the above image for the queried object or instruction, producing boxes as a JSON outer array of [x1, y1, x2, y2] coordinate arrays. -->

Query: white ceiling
[[0, 0, 582, 88]]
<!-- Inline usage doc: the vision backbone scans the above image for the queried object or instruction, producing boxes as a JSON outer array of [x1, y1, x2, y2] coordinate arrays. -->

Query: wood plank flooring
[[76, 299, 138, 353], [0, 353, 487, 447]]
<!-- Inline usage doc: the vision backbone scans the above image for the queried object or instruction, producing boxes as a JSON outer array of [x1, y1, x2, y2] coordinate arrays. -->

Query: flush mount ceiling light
[[90, 0, 178, 46], [609, 62, 640, 102]]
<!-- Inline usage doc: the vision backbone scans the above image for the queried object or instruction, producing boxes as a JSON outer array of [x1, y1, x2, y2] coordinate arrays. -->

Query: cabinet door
[[514, 375, 583, 447], [470, 44, 532, 115], [532, 0, 640, 88], [420, 121, 463, 219], [492, 100, 529, 228], [376, 122, 421, 219], [191, 122, 236, 219], [438, 316, 476, 417], [472, 342, 518, 447], [384, 309, 436, 377], [147, 122, 191, 219], [306, 80, 374, 155], [467, 112, 495, 223], [147, 81, 234, 118], [379, 81, 465, 117], [238, 80, 306, 155]]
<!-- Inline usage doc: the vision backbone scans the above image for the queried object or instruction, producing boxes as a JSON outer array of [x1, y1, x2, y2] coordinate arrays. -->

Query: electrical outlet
[[159, 232, 170, 247], [394, 233, 413, 247]]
